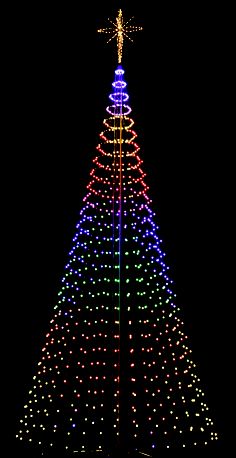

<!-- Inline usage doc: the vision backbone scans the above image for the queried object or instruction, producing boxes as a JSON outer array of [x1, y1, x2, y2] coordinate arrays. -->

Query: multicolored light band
[[15, 64, 219, 454]]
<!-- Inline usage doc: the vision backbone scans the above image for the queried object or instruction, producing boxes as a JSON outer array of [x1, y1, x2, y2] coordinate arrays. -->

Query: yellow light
[[97, 9, 143, 63]]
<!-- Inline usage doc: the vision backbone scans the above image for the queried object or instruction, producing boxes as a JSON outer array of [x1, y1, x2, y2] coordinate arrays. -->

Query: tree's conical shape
[[16, 65, 219, 455]]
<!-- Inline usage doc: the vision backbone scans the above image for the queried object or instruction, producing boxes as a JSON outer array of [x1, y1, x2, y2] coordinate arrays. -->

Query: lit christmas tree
[[16, 9, 219, 456]]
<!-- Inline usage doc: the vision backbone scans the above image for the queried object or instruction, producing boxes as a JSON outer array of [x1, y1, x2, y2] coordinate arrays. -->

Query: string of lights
[[16, 10, 219, 456]]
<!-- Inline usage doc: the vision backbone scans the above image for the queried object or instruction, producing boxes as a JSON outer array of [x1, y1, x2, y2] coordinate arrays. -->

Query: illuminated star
[[97, 9, 143, 63]]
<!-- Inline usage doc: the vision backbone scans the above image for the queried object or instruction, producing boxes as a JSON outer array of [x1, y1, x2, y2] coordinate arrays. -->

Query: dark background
[[3, 0, 233, 453]]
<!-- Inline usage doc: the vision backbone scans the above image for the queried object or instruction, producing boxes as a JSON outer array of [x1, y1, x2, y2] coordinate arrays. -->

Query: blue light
[[115, 66, 124, 75]]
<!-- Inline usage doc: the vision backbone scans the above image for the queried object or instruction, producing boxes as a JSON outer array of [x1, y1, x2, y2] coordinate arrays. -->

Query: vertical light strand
[[118, 68, 123, 440], [112, 71, 119, 440], [118, 76, 123, 440]]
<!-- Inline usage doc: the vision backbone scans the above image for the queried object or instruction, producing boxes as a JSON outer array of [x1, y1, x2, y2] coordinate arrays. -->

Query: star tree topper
[[97, 9, 143, 63]]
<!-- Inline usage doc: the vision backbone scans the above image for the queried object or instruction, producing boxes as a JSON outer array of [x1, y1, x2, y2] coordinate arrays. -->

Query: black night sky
[[3, 1, 233, 453]]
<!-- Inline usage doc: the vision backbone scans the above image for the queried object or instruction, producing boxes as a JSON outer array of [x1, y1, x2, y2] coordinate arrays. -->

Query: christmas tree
[[16, 10, 219, 456]]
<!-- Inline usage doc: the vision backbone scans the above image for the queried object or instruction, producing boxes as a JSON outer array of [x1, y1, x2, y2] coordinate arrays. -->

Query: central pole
[[117, 71, 129, 455], [98, 12, 143, 450]]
